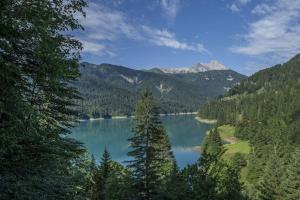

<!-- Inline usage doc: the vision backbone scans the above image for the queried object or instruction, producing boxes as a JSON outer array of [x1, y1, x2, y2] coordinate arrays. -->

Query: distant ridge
[[75, 62, 246, 119]]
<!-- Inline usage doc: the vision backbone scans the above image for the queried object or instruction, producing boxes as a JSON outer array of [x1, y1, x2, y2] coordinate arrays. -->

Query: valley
[[3, 0, 300, 199]]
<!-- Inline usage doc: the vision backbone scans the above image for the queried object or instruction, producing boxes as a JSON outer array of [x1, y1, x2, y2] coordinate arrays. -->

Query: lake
[[70, 114, 212, 168]]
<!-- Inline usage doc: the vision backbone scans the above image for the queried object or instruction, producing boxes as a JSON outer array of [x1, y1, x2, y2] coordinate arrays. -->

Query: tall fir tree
[[92, 148, 111, 200], [127, 88, 173, 200]]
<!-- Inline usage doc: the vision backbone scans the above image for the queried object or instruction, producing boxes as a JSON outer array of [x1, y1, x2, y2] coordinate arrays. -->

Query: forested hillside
[[75, 62, 246, 118], [2, 0, 242, 198], [199, 54, 300, 198]]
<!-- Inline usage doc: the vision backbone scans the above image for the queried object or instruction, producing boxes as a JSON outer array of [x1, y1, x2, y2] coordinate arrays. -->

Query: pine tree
[[105, 161, 135, 200], [164, 161, 189, 200], [87, 154, 98, 199], [90, 154, 98, 176], [202, 128, 223, 158], [92, 148, 111, 200], [281, 148, 300, 200], [191, 127, 244, 200], [100, 148, 111, 181], [127, 89, 173, 200], [255, 153, 284, 200], [214, 161, 243, 200]]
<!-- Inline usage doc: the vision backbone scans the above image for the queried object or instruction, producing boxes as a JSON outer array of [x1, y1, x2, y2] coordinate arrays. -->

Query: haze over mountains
[[75, 61, 246, 119]]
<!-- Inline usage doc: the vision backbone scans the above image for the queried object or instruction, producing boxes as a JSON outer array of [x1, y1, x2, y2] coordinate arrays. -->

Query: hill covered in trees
[[198, 54, 300, 198], [75, 62, 246, 118]]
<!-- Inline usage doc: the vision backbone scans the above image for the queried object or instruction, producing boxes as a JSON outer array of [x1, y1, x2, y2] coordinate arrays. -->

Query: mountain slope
[[75, 62, 246, 118], [198, 54, 300, 190], [199, 54, 300, 124]]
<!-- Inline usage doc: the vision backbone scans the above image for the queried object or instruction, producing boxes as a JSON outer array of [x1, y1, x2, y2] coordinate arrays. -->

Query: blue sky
[[75, 0, 300, 75]]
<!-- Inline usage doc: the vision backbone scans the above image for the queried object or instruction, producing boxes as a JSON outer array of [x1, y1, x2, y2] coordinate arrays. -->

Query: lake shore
[[195, 116, 217, 124], [79, 112, 198, 122]]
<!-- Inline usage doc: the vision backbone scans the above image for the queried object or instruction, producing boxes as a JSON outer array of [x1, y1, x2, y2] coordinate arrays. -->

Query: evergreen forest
[[1, 0, 300, 200]]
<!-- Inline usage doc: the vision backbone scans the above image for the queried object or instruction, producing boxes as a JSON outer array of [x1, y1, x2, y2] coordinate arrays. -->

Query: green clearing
[[217, 125, 250, 159], [217, 125, 238, 144], [217, 125, 251, 187]]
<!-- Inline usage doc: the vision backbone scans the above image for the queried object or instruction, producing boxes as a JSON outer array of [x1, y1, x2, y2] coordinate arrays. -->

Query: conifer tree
[[90, 154, 98, 176], [202, 128, 223, 157], [0, 0, 88, 199], [191, 127, 243, 200], [164, 161, 189, 200], [92, 148, 111, 200], [87, 154, 98, 199], [255, 153, 284, 200], [105, 161, 135, 200], [281, 148, 300, 200], [127, 89, 173, 200]]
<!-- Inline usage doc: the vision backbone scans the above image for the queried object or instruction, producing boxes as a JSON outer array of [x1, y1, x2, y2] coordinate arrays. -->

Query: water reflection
[[70, 115, 212, 168]]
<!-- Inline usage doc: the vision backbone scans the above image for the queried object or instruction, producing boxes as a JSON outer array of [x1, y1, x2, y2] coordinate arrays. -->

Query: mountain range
[[153, 60, 228, 74], [75, 61, 246, 119]]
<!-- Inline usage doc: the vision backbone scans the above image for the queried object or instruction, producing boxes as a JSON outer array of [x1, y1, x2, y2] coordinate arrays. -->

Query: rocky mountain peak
[[156, 60, 228, 74]]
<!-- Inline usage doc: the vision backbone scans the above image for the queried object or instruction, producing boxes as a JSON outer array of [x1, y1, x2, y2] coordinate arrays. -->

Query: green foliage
[[92, 148, 111, 200], [213, 160, 243, 200], [281, 148, 300, 200], [75, 63, 246, 118], [164, 163, 190, 200], [230, 153, 247, 172], [90, 149, 134, 200], [127, 89, 174, 199], [202, 129, 224, 157], [104, 161, 135, 200], [199, 54, 300, 200], [255, 153, 284, 200], [0, 0, 90, 199], [182, 133, 244, 200]]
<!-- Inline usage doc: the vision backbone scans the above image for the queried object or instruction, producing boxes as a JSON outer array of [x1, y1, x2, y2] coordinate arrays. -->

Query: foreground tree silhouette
[[0, 0, 88, 199], [127, 89, 173, 200]]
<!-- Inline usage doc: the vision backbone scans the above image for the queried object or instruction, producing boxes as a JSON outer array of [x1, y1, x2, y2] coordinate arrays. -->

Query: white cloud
[[229, 0, 251, 12], [160, 0, 180, 19], [77, 2, 207, 56], [230, 3, 240, 12], [81, 40, 105, 54], [251, 3, 275, 15], [143, 26, 208, 53], [231, 0, 300, 60], [76, 2, 142, 56], [79, 3, 142, 41]]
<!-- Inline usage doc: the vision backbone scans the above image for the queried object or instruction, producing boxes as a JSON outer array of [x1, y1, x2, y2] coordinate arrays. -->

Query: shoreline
[[195, 116, 217, 124], [79, 112, 198, 122]]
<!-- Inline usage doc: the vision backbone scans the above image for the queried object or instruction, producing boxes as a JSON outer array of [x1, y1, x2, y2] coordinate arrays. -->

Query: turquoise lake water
[[70, 115, 212, 168]]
